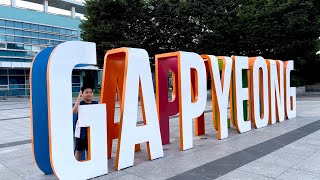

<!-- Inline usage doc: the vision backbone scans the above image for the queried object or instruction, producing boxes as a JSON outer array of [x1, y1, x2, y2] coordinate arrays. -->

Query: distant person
[[72, 86, 98, 161]]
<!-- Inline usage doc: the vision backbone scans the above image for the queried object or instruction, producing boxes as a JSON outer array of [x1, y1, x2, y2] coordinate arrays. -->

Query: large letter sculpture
[[178, 52, 207, 150], [103, 48, 163, 171]]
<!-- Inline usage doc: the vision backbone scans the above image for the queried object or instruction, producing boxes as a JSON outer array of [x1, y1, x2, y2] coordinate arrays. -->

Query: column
[[71, 6, 75, 18], [43, 0, 48, 13]]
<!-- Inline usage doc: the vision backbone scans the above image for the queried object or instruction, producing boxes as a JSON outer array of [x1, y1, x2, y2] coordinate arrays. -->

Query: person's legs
[[75, 150, 83, 161], [75, 138, 87, 161]]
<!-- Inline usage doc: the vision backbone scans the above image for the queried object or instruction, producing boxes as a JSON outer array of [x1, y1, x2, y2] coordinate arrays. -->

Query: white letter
[[267, 60, 285, 124], [233, 56, 251, 133], [47, 41, 108, 179], [284, 60, 296, 119], [115, 48, 163, 170], [249, 57, 269, 128], [205, 55, 232, 139], [178, 51, 207, 150]]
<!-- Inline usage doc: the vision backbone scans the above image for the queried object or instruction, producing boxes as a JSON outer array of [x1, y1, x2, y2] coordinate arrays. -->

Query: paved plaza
[[1, 93, 320, 179]]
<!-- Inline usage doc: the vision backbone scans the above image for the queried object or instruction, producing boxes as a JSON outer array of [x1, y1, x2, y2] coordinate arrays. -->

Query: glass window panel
[[31, 38, 39, 44], [46, 26, 53, 32], [24, 45, 32, 50], [39, 39, 48, 44], [53, 27, 60, 33], [24, 37, 31, 43], [7, 51, 15, 56], [0, 50, 7, 56], [72, 86, 80, 93], [0, 76, 8, 85], [15, 37, 24, 43], [32, 45, 40, 51], [53, 35, 59, 40], [23, 23, 31, 29], [59, 28, 65, 34], [39, 33, 46, 38], [5, 29, 14, 34], [0, 43, 5, 49], [6, 36, 14, 42], [31, 24, 38, 31], [15, 22, 23, 28], [9, 84, 25, 88], [7, 43, 16, 49], [8, 89, 26, 96], [0, 69, 8, 75], [0, 20, 5, 26], [5, 21, 14, 27], [8, 69, 24, 75], [0, 35, 5, 41], [31, 32, 38, 37], [72, 37, 78, 41], [65, 29, 71, 35], [39, 25, 46, 31], [72, 76, 80, 83], [14, 29, 23, 35], [46, 34, 53, 39], [24, 31, 31, 36], [59, 36, 66, 40], [72, 30, 78, 35], [0, 27, 5, 34], [0, 58, 7, 61], [16, 44, 24, 50]]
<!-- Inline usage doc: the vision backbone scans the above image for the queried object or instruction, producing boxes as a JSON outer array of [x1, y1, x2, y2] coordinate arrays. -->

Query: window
[[31, 39, 39, 44], [0, 27, 5, 34], [7, 43, 15, 49], [39, 39, 48, 44], [24, 37, 31, 43], [24, 31, 31, 37], [24, 45, 32, 51], [0, 58, 7, 62], [9, 76, 25, 84], [72, 30, 78, 36], [15, 37, 24, 43], [65, 29, 71, 35], [0, 50, 7, 56], [6, 36, 14, 42], [31, 24, 38, 31], [16, 44, 24, 50], [15, 22, 23, 28], [39, 25, 46, 31], [45, 26, 53, 32], [32, 45, 40, 52], [46, 34, 53, 39], [39, 33, 46, 38], [53, 35, 59, 40], [72, 37, 78, 41], [0, 35, 6, 41], [0, 76, 8, 85], [23, 23, 31, 29], [14, 29, 23, 36], [0, 42, 6, 49], [53, 27, 60, 33], [31, 32, 39, 37], [59, 28, 66, 34], [5, 29, 14, 35], [59, 36, 66, 40], [5, 21, 14, 27], [0, 20, 5, 26], [66, 36, 72, 41]]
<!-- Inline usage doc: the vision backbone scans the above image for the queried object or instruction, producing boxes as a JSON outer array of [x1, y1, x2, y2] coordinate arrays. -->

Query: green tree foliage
[[80, 0, 320, 84]]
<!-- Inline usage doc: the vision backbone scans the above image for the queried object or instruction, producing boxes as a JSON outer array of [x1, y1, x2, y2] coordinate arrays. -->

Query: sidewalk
[[0, 93, 320, 179]]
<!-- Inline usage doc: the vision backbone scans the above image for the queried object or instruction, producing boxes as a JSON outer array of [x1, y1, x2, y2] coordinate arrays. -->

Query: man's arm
[[72, 91, 82, 114]]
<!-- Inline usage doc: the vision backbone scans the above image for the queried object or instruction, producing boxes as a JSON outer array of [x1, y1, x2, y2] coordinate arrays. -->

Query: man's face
[[82, 88, 93, 101]]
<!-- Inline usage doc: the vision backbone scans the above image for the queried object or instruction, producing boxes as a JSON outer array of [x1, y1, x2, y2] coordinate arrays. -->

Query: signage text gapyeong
[[30, 42, 296, 179]]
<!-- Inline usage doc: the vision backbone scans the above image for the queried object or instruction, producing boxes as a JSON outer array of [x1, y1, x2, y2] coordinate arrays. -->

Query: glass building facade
[[0, 1, 99, 97]]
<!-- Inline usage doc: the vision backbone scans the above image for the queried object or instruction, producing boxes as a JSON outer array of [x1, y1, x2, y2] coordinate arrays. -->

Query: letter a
[[114, 48, 164, 170]]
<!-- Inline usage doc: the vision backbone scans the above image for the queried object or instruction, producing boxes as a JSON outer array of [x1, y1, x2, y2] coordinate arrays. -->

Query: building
[[0, 0, 100, 97]]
